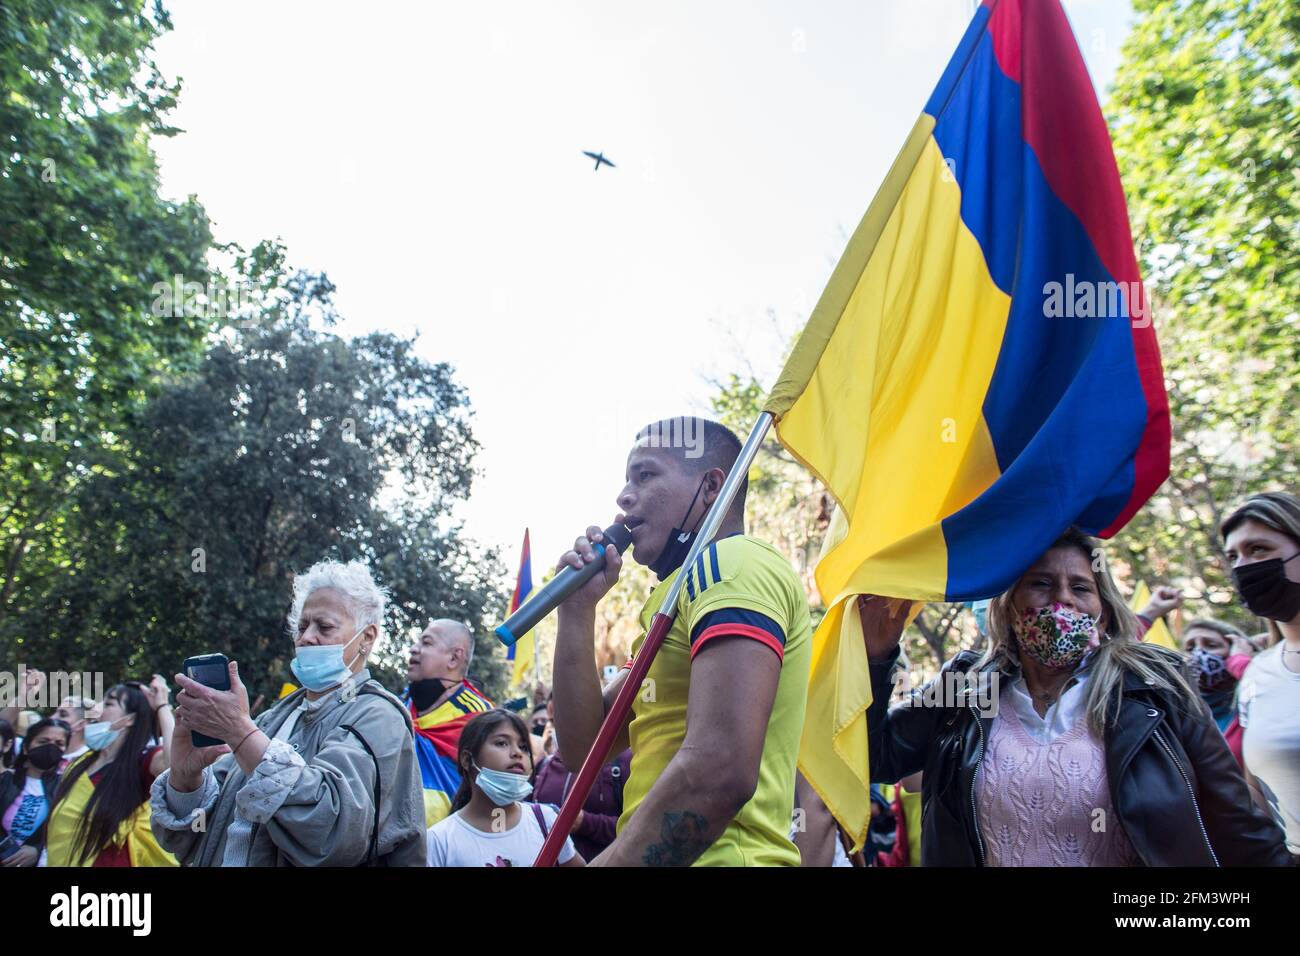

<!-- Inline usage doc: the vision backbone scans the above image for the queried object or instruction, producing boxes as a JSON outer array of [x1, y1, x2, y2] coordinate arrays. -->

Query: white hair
[[288, 559, 388, 636]]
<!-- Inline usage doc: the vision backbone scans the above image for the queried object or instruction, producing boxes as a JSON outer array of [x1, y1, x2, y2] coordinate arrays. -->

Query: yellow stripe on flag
[[778, 126, 1012, 852], [511, 632, 535, 687]]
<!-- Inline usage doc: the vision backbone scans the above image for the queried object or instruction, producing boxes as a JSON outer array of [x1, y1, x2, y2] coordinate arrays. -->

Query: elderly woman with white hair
[[149, 560, 426, 866]]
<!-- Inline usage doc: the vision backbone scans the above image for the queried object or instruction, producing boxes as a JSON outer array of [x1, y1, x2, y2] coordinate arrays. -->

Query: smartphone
[[182, 653, 230, 748]]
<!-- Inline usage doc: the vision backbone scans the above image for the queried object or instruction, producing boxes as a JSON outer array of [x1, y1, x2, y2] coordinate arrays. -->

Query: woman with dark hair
[[0, 717, 71, 866], [864, 527, 1290, 866], [46, 679, 176, 867], [1221, 491, 1300, 860], [427, 708, 583, 867]]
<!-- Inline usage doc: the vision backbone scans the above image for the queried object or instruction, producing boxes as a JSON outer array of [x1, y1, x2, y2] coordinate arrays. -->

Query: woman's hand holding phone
[[166, 718, 230, 793], [171, 659, 253, 791]]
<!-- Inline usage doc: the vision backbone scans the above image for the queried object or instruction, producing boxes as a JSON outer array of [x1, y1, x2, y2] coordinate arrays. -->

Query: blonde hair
[[1220, 491, 1300, 645], [979, 527, 1197, 734]]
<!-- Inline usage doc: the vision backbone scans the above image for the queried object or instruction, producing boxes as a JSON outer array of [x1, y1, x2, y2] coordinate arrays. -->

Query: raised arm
[[793, 771, 838, 867], [145, 674, 174, 778], [2, 668, 43, 728], [859, 596, 951, 784]]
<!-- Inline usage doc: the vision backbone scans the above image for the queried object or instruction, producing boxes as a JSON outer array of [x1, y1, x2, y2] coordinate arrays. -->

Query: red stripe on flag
[[987, 0, 1170, 533]]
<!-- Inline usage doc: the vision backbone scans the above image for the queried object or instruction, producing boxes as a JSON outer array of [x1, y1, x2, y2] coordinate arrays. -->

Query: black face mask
[[409, 676, 458, 712], [26, 743, 62, 772], [1232, 552, 1300, 622], [868, 808, 897, 856], [648, 477, 708, 581]]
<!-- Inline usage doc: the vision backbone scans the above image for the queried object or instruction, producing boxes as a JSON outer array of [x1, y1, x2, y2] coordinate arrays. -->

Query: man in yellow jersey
[[552, 417, 811, 866]]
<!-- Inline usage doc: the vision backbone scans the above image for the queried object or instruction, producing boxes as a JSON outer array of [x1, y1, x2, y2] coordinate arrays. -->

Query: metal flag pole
[[533, 412, 774, 866]]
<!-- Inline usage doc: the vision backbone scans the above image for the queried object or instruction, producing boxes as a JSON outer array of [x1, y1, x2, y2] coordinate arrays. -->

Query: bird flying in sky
[[582, 150, 615, 171]]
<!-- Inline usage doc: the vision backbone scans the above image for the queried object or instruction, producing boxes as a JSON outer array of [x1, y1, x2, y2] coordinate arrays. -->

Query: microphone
[[495, 523, 633, 646]]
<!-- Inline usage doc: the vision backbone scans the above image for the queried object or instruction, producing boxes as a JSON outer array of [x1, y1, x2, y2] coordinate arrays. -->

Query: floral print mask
[[1011, 602, 1099, 670]]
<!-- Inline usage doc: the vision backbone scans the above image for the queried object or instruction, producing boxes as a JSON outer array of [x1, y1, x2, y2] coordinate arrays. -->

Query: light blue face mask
[[84, 720, 121, 752], [473, 762, 534, 806], [291, 627, 368, 693]]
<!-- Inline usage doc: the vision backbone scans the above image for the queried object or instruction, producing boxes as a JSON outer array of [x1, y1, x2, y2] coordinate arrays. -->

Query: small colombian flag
[[506, 529, 536, 687]]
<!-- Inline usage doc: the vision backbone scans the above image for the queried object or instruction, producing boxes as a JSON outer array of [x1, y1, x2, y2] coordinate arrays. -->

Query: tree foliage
[[1107, 0, 1299, 629], [1, 0, 213, 617], [1, 244, 508, 701]]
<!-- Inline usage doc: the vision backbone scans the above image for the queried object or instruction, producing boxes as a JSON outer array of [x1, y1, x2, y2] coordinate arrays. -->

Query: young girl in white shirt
[[426, 708, 583, 867]]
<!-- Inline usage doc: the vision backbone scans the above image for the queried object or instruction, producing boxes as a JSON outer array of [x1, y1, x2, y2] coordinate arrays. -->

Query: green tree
[[1, 244, 508, 701], [1107, 0, 1299, 629], [0, 0, 213, 616]]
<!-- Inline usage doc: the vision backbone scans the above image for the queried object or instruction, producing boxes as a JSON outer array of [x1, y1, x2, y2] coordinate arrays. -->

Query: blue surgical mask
[[472, 762, 533, 806], [291, 627, 368, 693], [84, 720, 121, 752]]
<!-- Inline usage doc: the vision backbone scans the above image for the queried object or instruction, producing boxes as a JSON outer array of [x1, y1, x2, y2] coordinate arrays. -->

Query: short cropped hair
[[635, 417, 747, 504], [429, 619, 474, 674], [288, 559, 388, 636]]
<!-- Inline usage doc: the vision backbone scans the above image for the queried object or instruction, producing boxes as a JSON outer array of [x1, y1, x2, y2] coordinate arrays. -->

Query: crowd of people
[[2, 420, 1297, 867]]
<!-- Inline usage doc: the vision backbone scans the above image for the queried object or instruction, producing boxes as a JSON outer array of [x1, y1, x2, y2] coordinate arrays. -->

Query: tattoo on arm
[[642, 811, 711, 866]]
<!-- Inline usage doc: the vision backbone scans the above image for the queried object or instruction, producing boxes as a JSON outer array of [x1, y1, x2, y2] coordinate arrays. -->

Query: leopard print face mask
[[1011, 602, 1099, 670], [1190, 648, 1231, 691]]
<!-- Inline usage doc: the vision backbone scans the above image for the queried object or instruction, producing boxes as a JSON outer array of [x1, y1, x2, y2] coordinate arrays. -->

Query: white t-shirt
[[426, 802, 577, 867], [1238, 643, 1300, 854], [59, 745, 89, 771]]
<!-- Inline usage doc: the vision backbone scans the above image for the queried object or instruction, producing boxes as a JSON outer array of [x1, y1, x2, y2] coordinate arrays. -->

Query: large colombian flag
[[506, 529, 536, 687], [772, 0, 1170, 849]]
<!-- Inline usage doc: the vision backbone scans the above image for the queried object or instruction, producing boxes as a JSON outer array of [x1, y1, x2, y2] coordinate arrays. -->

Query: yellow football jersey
[[618, 534, 812, 865]]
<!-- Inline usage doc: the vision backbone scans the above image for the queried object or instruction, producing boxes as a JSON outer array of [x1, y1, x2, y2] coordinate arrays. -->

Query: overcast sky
[[152, 0, 1135, 582]]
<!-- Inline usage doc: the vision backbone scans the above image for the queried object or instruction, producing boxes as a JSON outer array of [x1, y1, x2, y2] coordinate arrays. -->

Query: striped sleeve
[[689, 607, 786, 662]]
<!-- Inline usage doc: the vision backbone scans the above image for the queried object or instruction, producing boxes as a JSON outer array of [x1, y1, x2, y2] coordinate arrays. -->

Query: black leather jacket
[[867, 646, 1291, 866]]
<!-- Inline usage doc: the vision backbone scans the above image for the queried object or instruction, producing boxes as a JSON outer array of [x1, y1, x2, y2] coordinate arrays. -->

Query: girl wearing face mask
[[46, 682, 177, 867], [1182, 619, 1254, 767], [1221, 491, 1300, 861], [426, 709, 583, 867], [0, 718, 70, 867], [862, 526, 1291, 866]]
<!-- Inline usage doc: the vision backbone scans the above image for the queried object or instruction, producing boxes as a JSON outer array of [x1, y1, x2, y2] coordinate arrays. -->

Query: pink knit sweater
[[975, 697, 1142, 866]]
